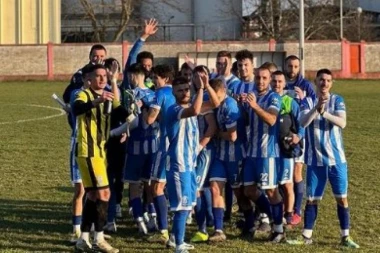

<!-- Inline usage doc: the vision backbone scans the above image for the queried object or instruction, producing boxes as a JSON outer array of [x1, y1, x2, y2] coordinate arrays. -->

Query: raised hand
[[294, 86, 304, 100], [108, 60, 120, 81], [142, 18, 159, 39]]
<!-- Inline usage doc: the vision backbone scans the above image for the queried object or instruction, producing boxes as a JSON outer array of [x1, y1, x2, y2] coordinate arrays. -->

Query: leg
[[293, 161, 304, 224], [72, 182, 85, 234], [302, 165, 327, 240]]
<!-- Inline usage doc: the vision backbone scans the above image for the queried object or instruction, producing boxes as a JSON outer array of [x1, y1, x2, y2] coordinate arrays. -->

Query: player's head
[[235, 49, 254, 80], [285, 55, 300, 80], [89, 64, 108, 91], [127, 63, 145, 88], [137, 51, 154, 72], [315, 68, 333, 95], [104, 58, 121, 83], [89, 44, 107, 64], [153, 64, 174, 88], [231, 61, 239, 78], [254, 66, 271, 94], [81, 64, 93, 89], [260, 62, 278, 74], [209, 78, 227, 102], [271, 70, 286, 94], [216, 50, 232, 75], [180, 63, 192, 83], [172, 76, 191, 105]]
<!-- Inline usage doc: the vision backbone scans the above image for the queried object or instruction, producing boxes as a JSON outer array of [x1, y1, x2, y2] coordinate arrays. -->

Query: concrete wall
[[365, 43, 380, 73], [0, 40, 379, 81]]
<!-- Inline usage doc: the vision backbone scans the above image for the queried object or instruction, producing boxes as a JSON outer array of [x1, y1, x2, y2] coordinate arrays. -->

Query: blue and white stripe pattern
[[300, 94, 347, 166], [127, 87, 160, 155], [230, 80, 256, 96], [216, 96, 246, 162], [246, 90, 282, 158], [166, 105, 199, 172]]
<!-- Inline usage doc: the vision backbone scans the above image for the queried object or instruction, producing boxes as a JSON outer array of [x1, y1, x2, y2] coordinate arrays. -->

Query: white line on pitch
[[0, 104, 66, 125]]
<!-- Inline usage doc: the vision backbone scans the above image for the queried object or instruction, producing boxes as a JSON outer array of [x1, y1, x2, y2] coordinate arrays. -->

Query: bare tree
[[240, 0, 377, 41], [78, 0, 134, 42]]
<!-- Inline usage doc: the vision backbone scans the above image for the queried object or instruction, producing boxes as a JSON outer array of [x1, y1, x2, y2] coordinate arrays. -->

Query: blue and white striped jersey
[[127, 87, 160, 155], [246, 90, 282, 158], [150, 85, 176, 151], [300, 94, 346, 166], [229, 80, 256, 96], [166, 104, 199, 172], [215, 96, 246, 162]]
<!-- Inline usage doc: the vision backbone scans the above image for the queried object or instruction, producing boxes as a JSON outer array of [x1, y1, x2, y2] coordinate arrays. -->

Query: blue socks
[[294, 181, 304, 215], [271, 202, 284, 226], [153, 195, 168, 230], [304, 204, 318, 230], [131, 197, 143, 220], [173, 210, 189, 246], [148, 203, 156, 215], [72, 215, 82, 226], [203, 188, 214, 226], [195, 196, 207, 233], [243, 209, 255, 231], [256, 193, 272, 220], [337, 205, 350, 230], [213, 207, 224, 231]]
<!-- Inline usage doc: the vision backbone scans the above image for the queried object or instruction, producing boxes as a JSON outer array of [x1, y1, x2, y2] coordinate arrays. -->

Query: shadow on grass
[[0, 198, 70, 251]]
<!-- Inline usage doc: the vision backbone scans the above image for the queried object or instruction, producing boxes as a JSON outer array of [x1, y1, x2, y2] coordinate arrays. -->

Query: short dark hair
[[128, 63, 145, 76], [285, 55, 300, 64], [272, 70, 285, 78], [193, 65, 210, 75], [316, 68, 333, 78], [172, 76, 189, 87], [235, 49, 253, 62], [81, 64, 93, 78], [89, 44, 107, 57], [137, 51, 154, 63], [180, 62, 192, 72], [217, 50, 232, 59], [104, 58, 121, 72], [209, 78, 225, 91], [153, 64, 174, 81], [89, 64, 107, 75]]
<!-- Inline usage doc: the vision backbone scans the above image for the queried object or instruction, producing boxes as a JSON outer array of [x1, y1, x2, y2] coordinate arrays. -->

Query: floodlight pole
[[299, 0, 305, 76]]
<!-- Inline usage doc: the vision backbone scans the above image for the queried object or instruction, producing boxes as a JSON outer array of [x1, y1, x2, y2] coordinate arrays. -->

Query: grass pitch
[[0, 80, 379, 252]]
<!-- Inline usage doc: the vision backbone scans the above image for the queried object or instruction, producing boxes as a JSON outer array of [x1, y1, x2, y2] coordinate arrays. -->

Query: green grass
[[0, 80, 379, 252]]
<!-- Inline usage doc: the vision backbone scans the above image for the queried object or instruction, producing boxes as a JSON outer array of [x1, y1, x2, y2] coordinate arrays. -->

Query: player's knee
[[210, 181, 223, 197], [97, 188, 110, 201], [153, 182, 165, 196], [129, 183, 141, 199], [244, 185, 259, 200], [283, 183, 294, 194], [74, 184, 85, 200], [335, 197, 348, 207], [294, 163, 303, 182]]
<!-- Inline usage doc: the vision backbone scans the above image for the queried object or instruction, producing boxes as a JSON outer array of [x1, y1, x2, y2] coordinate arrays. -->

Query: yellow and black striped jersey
[[73, 88, 125, 158]]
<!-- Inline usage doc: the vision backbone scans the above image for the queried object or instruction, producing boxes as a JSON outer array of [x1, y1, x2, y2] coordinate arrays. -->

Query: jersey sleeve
[[300, 97, 312, 113], [334, 95, 346, 113], [150, 90, 163, 110], [224, 99, 240, 129], [267, 93, 282, 113]]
